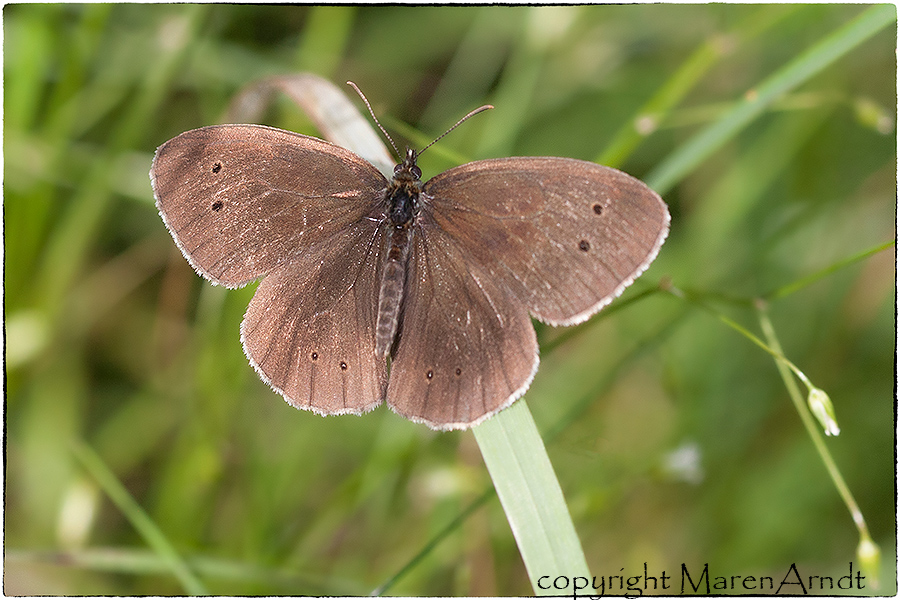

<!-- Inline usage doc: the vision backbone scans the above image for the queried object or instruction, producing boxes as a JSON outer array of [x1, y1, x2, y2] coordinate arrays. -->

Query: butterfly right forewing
[[423, 157, 669, 326]]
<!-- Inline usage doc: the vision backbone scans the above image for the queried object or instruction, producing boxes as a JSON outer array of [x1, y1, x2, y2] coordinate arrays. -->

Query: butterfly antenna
[[347, 81, 401, 159], [419, 104, 493, 156]]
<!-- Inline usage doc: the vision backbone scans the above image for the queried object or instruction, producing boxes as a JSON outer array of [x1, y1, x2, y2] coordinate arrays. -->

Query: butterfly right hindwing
[[385, 213, 538, 429]]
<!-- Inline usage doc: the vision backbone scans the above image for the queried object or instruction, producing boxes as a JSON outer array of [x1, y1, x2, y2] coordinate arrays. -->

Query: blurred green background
[[4, 4, 895, 596]]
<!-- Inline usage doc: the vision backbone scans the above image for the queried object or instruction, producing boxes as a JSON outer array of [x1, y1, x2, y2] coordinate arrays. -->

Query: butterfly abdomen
[[375, 224, 414, 358]]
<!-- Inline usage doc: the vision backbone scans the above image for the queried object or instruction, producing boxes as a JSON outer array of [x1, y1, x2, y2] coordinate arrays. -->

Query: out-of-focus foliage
[[5, 4, 894, 595]]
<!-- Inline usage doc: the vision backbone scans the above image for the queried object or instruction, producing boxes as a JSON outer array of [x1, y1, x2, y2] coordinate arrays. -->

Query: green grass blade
[[34, 5, 207, 319], [293, 6, 356, 77], [473, 399, 590, 596], [597, 4, 799, 168], [71, 442, 208, 595], [7, 547, 367, 595], [764, 240, 895, 300], [370, 490, 494, 596], [645, 4, 896, 194]]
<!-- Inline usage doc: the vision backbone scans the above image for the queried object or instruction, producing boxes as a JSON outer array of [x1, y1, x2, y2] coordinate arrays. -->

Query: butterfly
[[150, 99, 669, 430]]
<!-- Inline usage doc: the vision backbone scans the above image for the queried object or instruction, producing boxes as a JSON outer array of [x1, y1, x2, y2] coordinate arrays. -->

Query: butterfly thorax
[[386, 148, 423, 227], [375, 149, 423, 359]]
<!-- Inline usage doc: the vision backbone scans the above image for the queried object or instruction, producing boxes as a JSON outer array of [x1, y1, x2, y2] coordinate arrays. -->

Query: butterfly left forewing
[[151, 124, 388, 287]]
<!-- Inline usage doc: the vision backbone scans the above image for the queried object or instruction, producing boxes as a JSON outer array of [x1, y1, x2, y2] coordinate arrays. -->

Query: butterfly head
[[393, 148, 422, 183]]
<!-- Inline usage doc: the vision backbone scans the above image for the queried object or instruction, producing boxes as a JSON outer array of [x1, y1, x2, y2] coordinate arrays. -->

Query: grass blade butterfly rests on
[[149, 86, 670, 430]]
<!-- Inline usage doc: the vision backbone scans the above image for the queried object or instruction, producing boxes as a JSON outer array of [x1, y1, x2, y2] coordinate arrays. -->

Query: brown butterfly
[[150, 101, 669, 430]]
